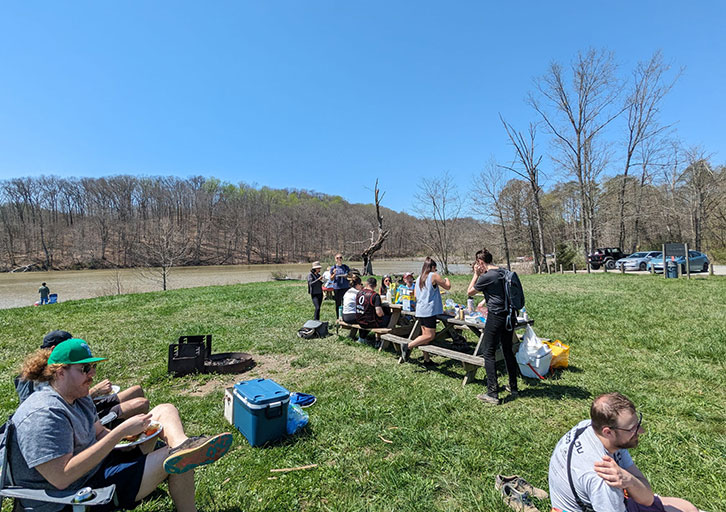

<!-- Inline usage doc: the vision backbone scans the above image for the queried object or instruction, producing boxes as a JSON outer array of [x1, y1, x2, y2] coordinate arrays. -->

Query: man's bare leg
[[660, 497, 699, 512], [135, 447, 197, 512], [117, 384, 145, 401], [149, 403, 188, 449]]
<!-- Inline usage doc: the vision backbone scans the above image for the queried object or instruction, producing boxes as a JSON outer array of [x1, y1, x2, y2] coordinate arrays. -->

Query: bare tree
[[136, 219, 192, 291], [530, 48, 624, 257], [414, 172, 462, 274], [616, 51, 678, 248], [472, 158, 512, 269], [679, 148, 720, 251], [360, 180, 389, 275], [499, 116, 548, 272]]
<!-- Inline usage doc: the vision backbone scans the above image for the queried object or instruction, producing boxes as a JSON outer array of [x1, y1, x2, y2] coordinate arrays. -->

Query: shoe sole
[[477, 394, 500, 405], [164, 433, 233, 474]]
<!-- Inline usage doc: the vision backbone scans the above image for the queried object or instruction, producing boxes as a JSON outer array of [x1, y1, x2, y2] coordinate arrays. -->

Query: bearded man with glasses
[[6, 338, 233, 512], [548, 392, 700, 512]]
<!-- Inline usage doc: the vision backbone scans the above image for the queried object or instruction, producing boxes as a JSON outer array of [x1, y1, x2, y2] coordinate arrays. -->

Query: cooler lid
[[234, 378, 290, 405]]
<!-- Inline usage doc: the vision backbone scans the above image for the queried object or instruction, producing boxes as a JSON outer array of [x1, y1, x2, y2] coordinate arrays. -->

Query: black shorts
[[417, 316, 437, 329], [94, 394, 121, 418], [85, 449, 148, 511]]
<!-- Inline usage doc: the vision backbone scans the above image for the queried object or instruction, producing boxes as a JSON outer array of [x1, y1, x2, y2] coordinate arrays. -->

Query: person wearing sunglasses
[[548, 392, 700, 512], [9, 338, 233, 512], [14, 330, 149, 426]]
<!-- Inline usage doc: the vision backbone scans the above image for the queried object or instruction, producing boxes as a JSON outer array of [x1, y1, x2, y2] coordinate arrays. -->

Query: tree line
[[1, 48, 725, 274]]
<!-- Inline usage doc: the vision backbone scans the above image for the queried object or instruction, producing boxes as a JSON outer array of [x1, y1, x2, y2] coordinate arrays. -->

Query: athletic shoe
[[500, 483, 539, 512], [477, 393, 500, 405], [495, 475, 548, 500], [163, 433, 233, 474]]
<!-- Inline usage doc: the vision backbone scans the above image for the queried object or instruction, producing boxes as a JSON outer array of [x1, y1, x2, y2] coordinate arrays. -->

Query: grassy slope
[[1, 274, 724, 512]]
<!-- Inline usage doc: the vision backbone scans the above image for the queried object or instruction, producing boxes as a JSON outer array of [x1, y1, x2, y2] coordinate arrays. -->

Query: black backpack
[[297, 320, 329, 339], [501, 269, 525, 330]]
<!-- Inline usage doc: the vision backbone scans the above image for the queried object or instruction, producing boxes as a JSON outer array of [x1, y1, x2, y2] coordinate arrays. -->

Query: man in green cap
[[8, 338, 233, 512]]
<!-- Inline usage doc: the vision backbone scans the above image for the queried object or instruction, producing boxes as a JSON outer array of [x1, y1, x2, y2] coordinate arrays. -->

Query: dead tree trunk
[[361, 180, 389, 275]]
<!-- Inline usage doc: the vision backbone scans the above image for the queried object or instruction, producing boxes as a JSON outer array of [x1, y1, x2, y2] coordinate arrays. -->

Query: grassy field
[[1, 273, 725, 511]]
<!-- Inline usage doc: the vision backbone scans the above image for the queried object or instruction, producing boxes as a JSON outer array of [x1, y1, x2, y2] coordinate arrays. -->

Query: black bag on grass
[[297, 320, 329, 339]]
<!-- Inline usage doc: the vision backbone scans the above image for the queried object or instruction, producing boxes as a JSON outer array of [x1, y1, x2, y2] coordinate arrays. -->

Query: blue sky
[[1, 1, 724, 212]]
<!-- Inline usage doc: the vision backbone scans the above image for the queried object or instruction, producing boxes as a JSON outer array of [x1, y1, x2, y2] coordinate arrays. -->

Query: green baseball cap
[[47, 338, 107, 366]]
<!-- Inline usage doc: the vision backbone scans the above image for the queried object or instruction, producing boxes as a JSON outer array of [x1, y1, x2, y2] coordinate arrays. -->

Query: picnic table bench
[[380, 315, 534, 386]]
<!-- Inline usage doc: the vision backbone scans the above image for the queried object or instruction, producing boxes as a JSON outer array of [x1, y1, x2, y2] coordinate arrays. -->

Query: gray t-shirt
[[9, 386, 101, 512], [549, 419, 634, 512]]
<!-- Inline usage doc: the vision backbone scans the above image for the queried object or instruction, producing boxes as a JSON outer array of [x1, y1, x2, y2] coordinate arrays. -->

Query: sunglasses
[[610, 412, 643, 434], [75, 363, 97, 374]]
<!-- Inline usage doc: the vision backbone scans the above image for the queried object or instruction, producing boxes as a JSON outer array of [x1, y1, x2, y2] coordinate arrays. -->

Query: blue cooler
[[233, 379, 290, 446]]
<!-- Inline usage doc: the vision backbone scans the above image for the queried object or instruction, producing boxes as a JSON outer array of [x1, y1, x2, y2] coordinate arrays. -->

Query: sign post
[[663, 243, 687, 279]]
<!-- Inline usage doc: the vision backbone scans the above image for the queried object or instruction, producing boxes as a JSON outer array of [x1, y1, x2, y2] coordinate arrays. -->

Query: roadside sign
[[664, 243, 686, 258]]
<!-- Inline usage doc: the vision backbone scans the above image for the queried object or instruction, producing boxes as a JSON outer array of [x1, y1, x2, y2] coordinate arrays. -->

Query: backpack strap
[[567, 425, 596, 512]]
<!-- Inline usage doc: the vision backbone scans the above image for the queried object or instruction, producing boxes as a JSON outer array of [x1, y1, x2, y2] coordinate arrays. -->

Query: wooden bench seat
[[379, 333, 410, 353], [418, 345, 485, 386], [337, 320, 391, 340]]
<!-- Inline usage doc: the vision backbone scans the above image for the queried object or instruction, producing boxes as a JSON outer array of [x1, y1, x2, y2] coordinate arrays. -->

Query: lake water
[[0, 260, 475, 310]]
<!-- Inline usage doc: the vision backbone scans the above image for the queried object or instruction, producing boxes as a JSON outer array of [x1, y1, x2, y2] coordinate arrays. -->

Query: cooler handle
[[265, 401, 283, 419]]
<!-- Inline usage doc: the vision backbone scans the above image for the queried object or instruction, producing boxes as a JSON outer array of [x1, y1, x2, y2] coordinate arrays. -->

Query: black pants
[[334, 288, 348, 318], [481, 312, 519, 398], [311, 293, 323, 321]]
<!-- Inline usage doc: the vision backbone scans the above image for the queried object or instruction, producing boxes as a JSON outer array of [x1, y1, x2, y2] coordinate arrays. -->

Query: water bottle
[[467, 298, 474, 315], [522, 307, 529, 322]]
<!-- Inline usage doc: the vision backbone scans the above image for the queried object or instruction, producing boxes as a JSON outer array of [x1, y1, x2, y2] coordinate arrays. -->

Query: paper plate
[[95, 385, 121, 400], [114, 421, 163, 449]]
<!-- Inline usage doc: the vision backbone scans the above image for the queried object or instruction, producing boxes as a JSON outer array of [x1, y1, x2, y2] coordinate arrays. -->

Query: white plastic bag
[[517, 325, 551, 378]]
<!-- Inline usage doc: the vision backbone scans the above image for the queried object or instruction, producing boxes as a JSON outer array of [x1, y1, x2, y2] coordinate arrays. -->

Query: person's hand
[[90, 379, 112, 397], [116, 413, 153, 440], [594, 455, 631, 489], [473, 261, 485, 276]]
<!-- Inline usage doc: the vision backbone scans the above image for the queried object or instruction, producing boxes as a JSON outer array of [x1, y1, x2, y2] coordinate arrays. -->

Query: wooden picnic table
[[380, 312, 534, 386]]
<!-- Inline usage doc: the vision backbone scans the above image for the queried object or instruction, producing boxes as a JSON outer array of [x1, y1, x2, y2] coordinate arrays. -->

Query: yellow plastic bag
[[543, 339, 570, 369]]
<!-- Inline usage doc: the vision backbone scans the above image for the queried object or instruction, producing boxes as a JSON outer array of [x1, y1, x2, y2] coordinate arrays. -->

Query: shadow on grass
[[519, 383, 591, 400]]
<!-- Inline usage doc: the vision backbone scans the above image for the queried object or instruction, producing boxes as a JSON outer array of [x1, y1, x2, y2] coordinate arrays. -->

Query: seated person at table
[[15, 330, 149, 423], [549, 392, 700, 512], [8, 338, 233, 512], [355, 277, 392, 335], [379, 275, 392, 299], [394, 272, 416, 305], [341, 273, 364, 325]]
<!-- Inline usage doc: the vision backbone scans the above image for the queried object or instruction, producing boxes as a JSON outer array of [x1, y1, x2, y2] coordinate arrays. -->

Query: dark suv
[[587, 247, 627, 270]]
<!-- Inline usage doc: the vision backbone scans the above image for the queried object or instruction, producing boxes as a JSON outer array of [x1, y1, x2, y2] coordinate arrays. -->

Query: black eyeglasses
[[610, 412, 643, 434], [76, 363, 97, 374]]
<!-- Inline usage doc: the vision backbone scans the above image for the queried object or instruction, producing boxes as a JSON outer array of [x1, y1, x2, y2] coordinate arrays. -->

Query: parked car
[[615, 251, 662, 271], [587, 247, 628, 270], [648, 251, 710, 273]]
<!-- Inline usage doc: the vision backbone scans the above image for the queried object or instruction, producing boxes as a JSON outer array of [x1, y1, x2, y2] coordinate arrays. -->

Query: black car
[[587, 247, 628, 270]]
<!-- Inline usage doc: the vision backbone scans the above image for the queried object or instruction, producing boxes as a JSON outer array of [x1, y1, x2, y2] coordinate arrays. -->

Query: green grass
[[1, 273, 725, 511]]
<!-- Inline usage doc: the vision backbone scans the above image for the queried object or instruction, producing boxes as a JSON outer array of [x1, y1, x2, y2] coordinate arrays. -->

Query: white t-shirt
[[342, 288, 358, 315], [549, 419, 634, 512]]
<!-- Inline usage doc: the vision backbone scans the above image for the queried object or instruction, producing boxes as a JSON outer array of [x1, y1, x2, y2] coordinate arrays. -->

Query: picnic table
[[380, 311, 534, 386]]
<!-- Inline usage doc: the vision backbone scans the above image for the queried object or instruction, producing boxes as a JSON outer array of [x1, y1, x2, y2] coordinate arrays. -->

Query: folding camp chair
[[0, 419, 116, 511]]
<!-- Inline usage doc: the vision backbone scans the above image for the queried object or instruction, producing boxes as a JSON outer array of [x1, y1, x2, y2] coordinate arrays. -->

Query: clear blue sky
[[1, 1, 724, 212]]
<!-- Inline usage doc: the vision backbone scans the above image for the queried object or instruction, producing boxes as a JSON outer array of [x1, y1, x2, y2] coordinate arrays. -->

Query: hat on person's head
[[403, 272, 414, 279], [41, 330, 73, 349], [47, 338, 107, 366], [311, 261, 322, 269]]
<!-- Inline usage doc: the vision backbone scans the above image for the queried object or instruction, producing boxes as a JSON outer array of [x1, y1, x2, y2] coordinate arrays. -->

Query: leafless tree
[[360, 180, 389, 275], [530, 48, 624, 257], [679, 148, 720, 251], [136, 219, 192, 291], [414, 172, 462, 274], [499, 116, 548, 272], [471, 158, 512, 269], [616, 51, 679, 248]]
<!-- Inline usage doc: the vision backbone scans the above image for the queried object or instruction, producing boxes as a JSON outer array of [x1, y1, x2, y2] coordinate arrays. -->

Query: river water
[[0, 260, 475, 310]]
